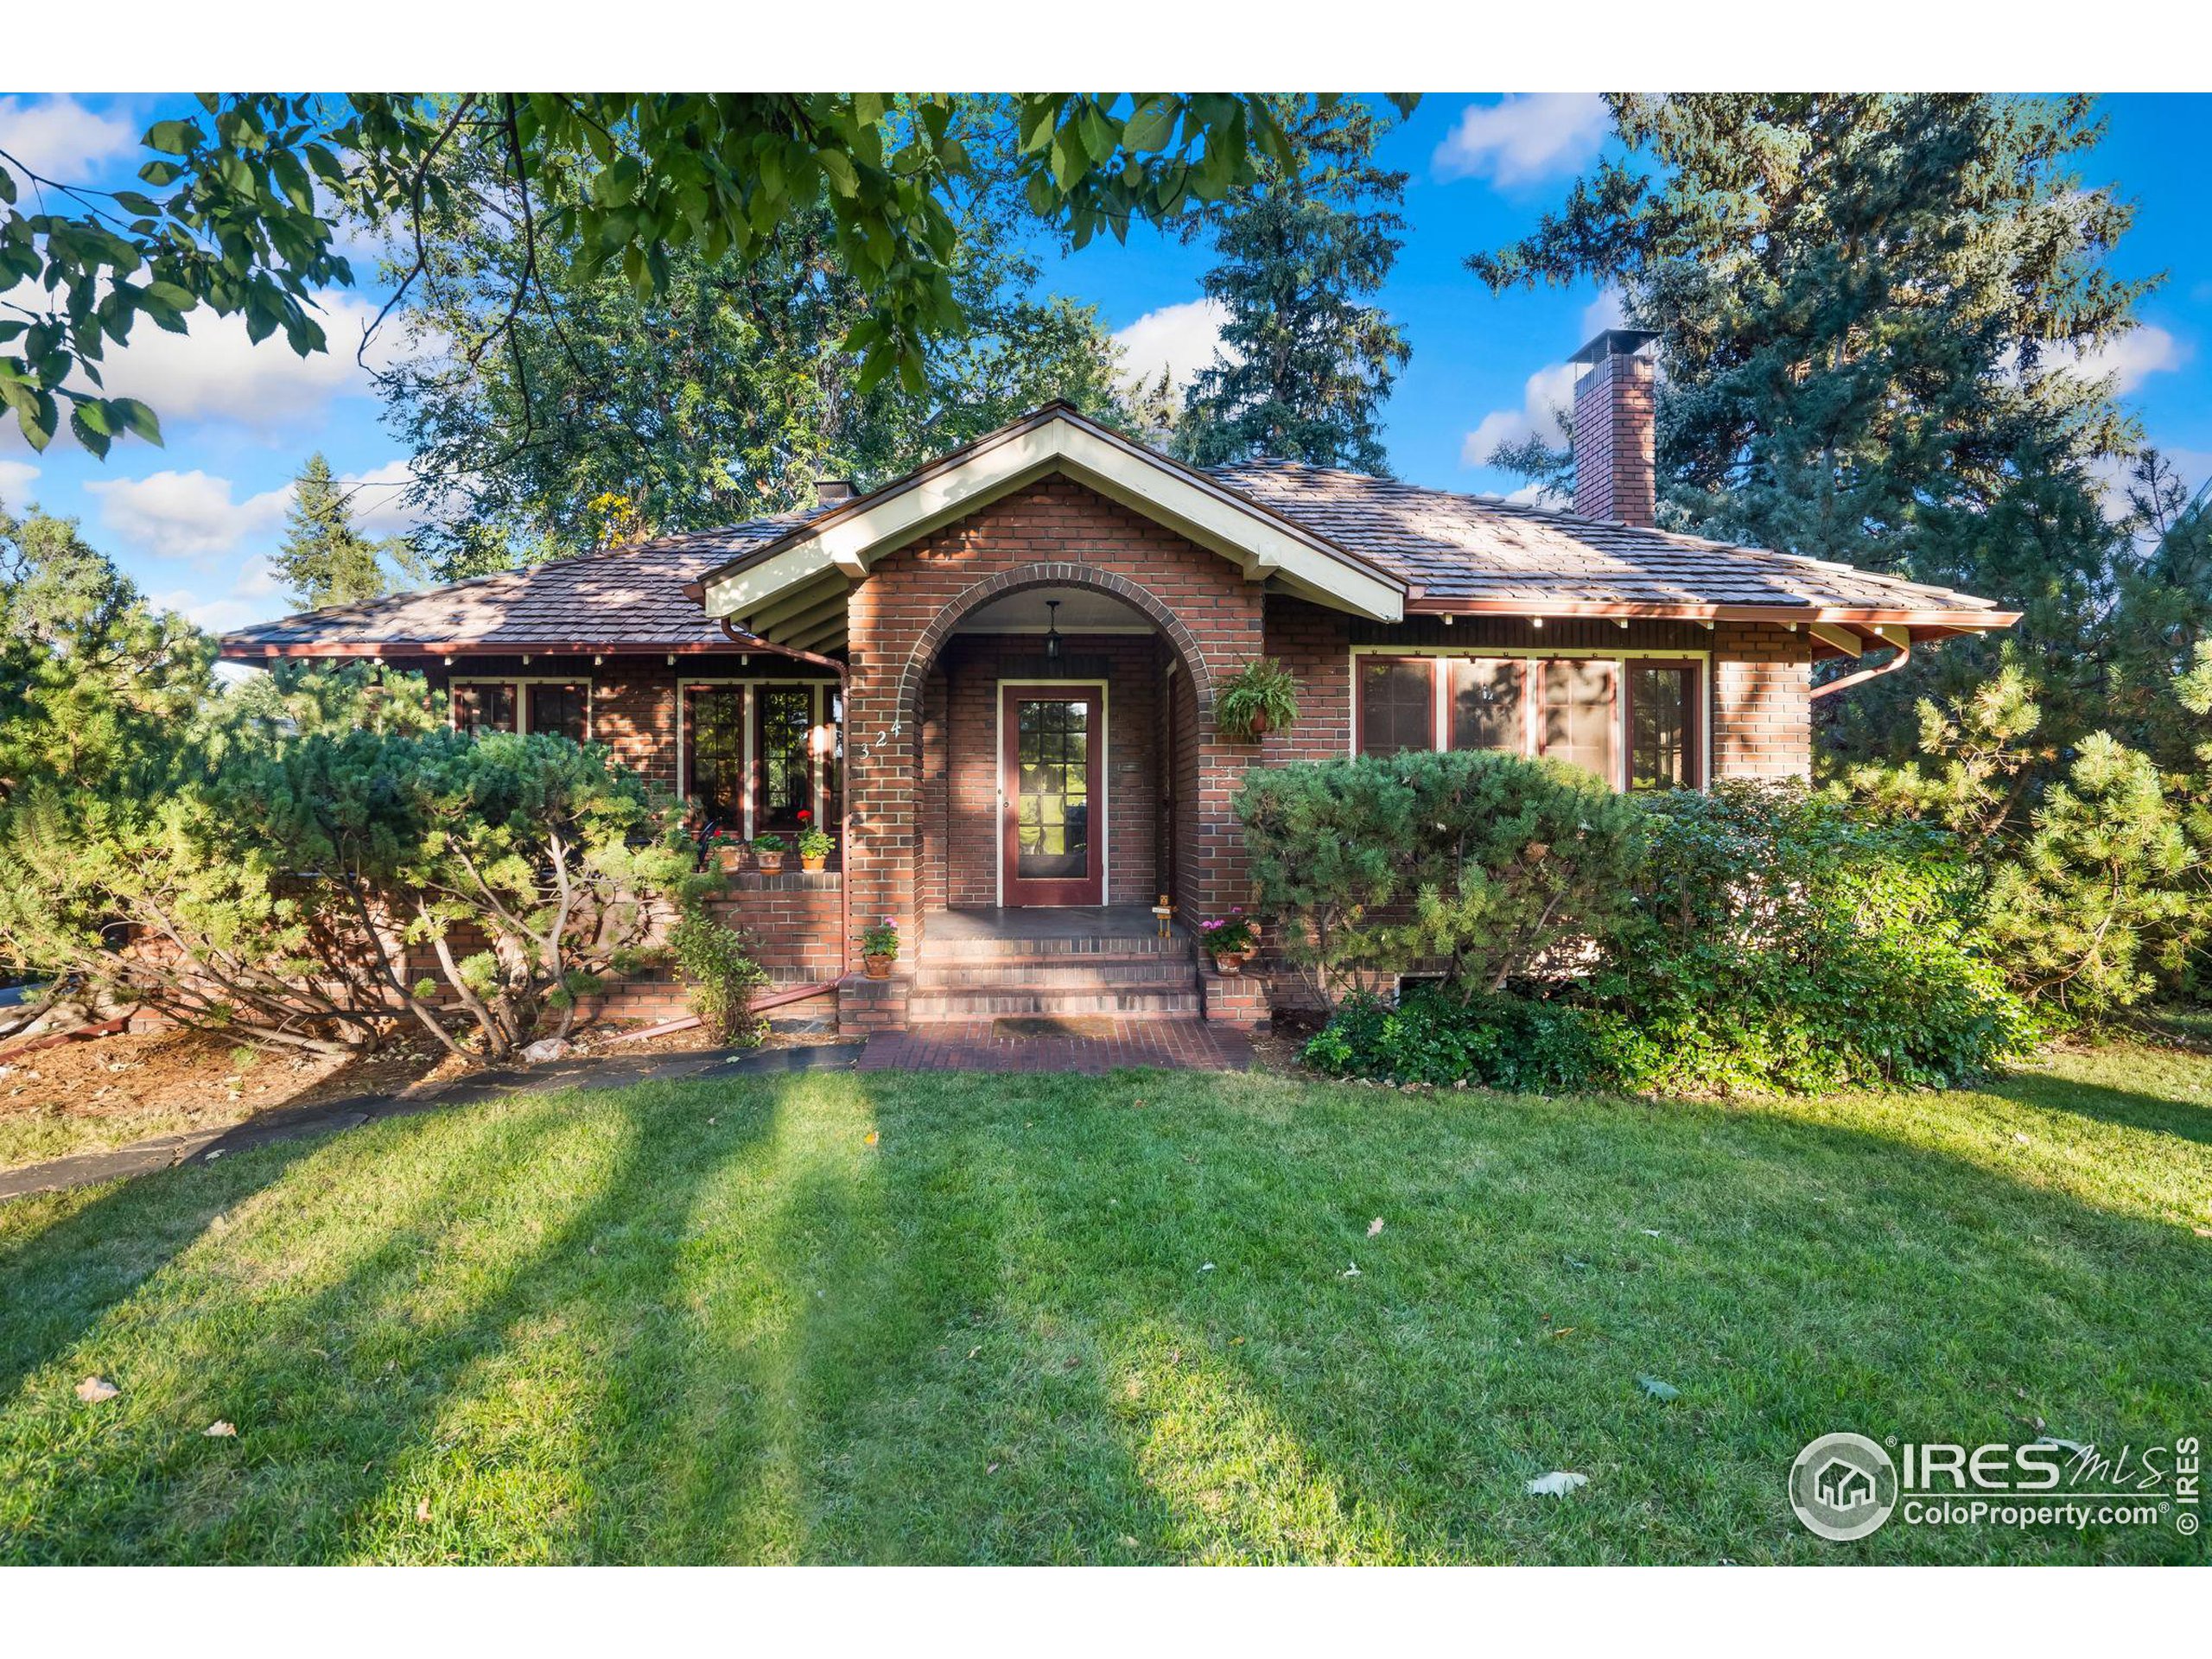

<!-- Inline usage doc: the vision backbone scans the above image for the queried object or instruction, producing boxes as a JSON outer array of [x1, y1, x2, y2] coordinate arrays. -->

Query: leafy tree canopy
[[380, 101, 1137, 575], [2, 92, 1395, 455], [1471, 95, 2148, 574], [0, 498, 213, 801]]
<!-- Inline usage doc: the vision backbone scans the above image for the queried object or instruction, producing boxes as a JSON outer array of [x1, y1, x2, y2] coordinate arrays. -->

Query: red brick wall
[[1710, 624, 1815, 778], [844, 477, 1264, 954], [1572, 350, 1658, 527], [932, 632, 1164, 907]]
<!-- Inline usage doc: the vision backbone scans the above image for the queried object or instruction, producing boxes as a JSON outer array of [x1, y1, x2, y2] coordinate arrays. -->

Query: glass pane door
[[1001, 685, 1103, 906]]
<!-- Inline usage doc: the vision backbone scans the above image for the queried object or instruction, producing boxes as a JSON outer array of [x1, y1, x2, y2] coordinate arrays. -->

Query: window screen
[[1628, 664, 1698, 790], [1541, 659, 1617, 783], [1358, 658, 1436, 754], [452, 682, 516, 737], [1449, 658, 1523, 753]]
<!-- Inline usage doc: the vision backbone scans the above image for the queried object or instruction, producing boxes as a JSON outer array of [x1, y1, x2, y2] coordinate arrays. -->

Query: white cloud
[[1581, 287, 1630, 340], [1432, 95, 1608, 188], [149, 556, 289, 633], [2061, 324, 2187, 394], [337, 458, 427, 536], [0, 95, 136, 180], [0, 458, 39, 507], [1113, 297, 1232, 391], [1462, 363, 1580, 468], [2, 283, 409, 444], [86, 469, 292, 561], [94, 291, 403, 435]]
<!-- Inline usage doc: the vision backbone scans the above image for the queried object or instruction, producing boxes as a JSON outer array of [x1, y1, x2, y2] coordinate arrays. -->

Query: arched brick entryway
[[893, 561, 1217, 739], [839, 474, 1266, 994]]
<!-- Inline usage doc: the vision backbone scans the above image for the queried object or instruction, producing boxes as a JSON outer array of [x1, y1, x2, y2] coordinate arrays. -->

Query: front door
[[1001, 683, 1104, 906]]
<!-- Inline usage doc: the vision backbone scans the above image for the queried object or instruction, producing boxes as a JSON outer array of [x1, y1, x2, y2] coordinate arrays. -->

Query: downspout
[[718, 620, 851, 983], [1808, 631, 1912, 702]]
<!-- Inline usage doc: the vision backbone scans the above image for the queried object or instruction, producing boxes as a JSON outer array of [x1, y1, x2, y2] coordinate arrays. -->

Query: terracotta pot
[[1211, 950, 1245, 977], [755, 852, 785, 874], [801, 853, 827, 872], [1246, 710, 1270, 738], [714, 844, 743, 874], [863, 952, 896, 981]]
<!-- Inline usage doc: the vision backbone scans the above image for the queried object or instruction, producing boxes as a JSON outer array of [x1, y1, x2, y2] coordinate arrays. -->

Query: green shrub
[[1236, 749, 1646, 1008], [1605, 781, 2035, 1091], [668, 909, 768, 1045], [1301, 984, 1625, 1093]]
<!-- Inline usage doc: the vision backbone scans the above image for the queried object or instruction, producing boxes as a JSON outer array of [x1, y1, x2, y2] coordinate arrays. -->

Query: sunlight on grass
[[1111, 1318, 1418, 1563], [0, 1046, 2204, 1564]]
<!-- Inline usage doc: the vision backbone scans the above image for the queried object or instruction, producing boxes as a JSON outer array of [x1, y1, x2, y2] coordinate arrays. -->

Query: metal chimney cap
[[1570, 327, 1660, 365]]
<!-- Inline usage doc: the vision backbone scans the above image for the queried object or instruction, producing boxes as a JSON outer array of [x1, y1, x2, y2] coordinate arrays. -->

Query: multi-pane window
[[452, 680, 590, 741], [451, 682, 516, 737], [527, 683, 588, 743], [1358, 657, 1437, 754], [754, 685, 815, 831], [686, 688, 746, 823], [1450, 658, 1523, 752], [1014, 697, 1091, 880], [1628, 663, 1700, 791], [1355, 652, 1702, 792], [1541, 659, 1618, 782]]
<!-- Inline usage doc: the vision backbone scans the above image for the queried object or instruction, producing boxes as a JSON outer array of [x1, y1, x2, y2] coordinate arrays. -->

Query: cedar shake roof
[[219, 512, 827, 657], [1204, 458, 2008, 620], [221, 414, 2013, 659]]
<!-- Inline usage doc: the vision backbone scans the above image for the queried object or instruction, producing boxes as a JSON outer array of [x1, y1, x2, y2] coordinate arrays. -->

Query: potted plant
[[1198, 911, 1258, 976], [752, 832, 788, 874], [709, 829, 747, 874], [1215, 658, 1300, 742], [796, 811, 834, 872], [860, 916, 900, 980]]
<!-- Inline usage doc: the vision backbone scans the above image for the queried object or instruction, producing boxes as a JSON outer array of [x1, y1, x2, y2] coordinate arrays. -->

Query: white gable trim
[[699, 411, 1406, 626]]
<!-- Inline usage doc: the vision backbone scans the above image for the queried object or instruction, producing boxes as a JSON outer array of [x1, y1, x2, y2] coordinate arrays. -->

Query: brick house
[[220, 332, 2016, 1038]]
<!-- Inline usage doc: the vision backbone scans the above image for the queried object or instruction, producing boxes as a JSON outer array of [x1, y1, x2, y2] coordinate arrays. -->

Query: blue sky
[[3, 92, 2209, 634]]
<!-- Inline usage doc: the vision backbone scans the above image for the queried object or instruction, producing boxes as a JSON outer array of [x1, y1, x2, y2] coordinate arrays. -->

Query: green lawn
[[1, 1045, 2205, 1564]]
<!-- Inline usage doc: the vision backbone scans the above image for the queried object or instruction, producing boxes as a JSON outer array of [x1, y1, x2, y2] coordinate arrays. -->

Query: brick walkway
[[855, 1019, 1252, 1075]]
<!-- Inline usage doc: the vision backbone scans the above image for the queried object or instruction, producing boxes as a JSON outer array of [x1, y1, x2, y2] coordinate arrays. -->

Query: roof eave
[[215, 639, 765, 662], [1401, 596, 2021, 630]]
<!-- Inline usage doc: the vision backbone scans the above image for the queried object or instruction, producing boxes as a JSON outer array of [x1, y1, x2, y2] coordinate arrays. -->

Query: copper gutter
[[1809, 632, 1913, 702], [716, 620, 851, 984]]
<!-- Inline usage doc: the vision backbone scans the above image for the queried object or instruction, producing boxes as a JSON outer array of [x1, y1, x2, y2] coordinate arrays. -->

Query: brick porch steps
[[909, 908, 1201, 1024], [907, 985, 1205, 1020]]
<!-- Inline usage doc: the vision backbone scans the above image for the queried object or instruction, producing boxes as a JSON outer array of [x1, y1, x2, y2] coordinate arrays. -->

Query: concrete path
[[0, 1041, 865, 1204]]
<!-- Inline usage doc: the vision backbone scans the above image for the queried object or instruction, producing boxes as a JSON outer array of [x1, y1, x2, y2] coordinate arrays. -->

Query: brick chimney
[[1569, 328, 1659, 526]]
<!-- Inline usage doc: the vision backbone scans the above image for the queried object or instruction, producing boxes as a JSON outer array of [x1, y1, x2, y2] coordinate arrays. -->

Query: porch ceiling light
[[1044, 599, 1064, 674]]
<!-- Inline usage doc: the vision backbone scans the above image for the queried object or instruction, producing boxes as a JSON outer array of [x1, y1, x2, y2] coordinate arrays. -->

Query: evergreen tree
[[274, 454, 411, 608], [1175, 98, 1410, 472], [1471, 94, 2157, 764], [0, 499, 212, 802]]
